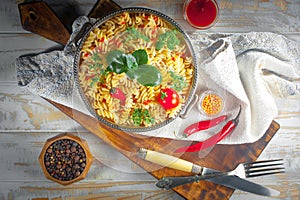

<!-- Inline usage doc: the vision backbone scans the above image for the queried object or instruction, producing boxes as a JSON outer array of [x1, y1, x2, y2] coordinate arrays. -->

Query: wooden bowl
[[39, 133, 93, 185]]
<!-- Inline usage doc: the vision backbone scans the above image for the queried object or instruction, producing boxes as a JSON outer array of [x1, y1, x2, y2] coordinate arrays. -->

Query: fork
[[156, 159, 285, 190]]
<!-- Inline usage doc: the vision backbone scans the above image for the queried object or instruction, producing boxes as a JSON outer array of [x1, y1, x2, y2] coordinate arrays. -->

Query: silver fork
[[156, 159, 285, 190]]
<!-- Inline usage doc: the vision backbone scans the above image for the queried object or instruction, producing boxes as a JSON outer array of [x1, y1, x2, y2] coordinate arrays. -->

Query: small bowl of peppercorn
[[39, 133, 93, 185], [198, 90, 224, 117]]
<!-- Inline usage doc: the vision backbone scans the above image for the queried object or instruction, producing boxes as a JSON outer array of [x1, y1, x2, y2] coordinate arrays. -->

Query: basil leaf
[[106, 50, 124, 65], [126, 67, 138, 79], [127, 64, 162, 86], [107, 54, 138, 74], [107, 56, 125, 74], [132, 49, 148, 65], [124, 54, 138, 70]]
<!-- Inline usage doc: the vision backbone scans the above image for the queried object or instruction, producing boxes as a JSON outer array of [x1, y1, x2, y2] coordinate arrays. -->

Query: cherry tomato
[[157, 88, 180, 110]]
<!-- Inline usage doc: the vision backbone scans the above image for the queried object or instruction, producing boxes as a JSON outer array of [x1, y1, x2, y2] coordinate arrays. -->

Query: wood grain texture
[[18, 1, 70, 45], [45, 98, 280, 200], [88, 0, 122, 18], [1, 0, 300, 199], [16, 1, 281, 198]]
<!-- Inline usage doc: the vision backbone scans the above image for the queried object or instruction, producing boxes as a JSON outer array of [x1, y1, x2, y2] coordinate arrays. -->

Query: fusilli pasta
[[78, 11, 195, 129]]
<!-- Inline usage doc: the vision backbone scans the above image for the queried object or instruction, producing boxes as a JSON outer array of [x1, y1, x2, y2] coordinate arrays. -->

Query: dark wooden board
[[18, 1, 70, 45], [18, 1, 280, 199]]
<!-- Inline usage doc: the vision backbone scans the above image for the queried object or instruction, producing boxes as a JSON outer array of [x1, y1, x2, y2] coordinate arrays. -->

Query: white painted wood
[[0, 0, 299, 199]]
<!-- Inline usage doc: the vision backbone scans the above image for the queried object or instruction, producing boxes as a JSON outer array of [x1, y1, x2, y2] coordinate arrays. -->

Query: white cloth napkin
[[16, 17, 300, 144]]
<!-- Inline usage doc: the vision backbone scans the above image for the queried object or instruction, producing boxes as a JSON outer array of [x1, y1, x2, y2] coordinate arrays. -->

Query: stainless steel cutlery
[[137, 148, 285, 196]]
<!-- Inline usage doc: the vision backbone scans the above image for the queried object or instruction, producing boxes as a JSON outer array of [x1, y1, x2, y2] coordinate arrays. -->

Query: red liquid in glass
[[185, 0, 218, 28]]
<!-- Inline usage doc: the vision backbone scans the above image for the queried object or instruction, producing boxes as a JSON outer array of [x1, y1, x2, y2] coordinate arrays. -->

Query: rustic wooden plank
[[18, 1, 71, 45], [13, 2, 283, 199], [0, 33, 59, 82], [0, 0, 300, 199], [0, 131, 183, 199], [1, 0, 299, 39], [88, 0, 121, 18], [0, 127, 299, 199], [0, 131, 151, 182], [1, 182, 182, 200], [0, 83, 80, 131], [43, 96, 281, 199], [0, 40, 299, 200]]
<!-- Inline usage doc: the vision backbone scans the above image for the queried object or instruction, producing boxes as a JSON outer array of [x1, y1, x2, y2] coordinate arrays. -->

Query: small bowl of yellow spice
[[198, 90, 224, 116]]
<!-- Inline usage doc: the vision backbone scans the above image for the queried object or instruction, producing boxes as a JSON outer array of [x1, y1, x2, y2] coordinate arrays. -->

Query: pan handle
[[179, 94, 198, 119], [64, 22, 93, 55], [69, 22, 93, 52]]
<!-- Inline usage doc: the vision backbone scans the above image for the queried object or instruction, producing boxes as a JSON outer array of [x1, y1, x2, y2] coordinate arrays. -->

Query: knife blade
[[155, 174, 280, 196], [202, 167, 280, 196], [207, 175, 280, 196]]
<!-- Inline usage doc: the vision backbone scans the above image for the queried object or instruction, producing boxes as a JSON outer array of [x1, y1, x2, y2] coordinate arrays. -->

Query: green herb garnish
[[126, 27, 150, 42], [88, 53, 104, 87], [89, 52, 103, 70], [170, 71, 188, 92], [92, 53, 102, 62], [156, 30, 180, 50], [132, 108, 155, 126], [90, 76, 99, 87]]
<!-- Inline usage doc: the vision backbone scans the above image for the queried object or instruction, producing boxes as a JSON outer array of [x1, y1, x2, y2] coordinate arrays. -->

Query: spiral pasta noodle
[[78, 11, 195, 129]]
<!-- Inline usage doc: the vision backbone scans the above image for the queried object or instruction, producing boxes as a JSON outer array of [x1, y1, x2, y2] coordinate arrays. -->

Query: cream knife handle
[[137, 148, 203, 174]]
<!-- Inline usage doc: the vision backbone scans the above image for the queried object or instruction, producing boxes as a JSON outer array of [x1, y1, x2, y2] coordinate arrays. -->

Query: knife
[[155, 174, 280, 196], [207, 175, 280, 196], [137, 148, 280, 196]]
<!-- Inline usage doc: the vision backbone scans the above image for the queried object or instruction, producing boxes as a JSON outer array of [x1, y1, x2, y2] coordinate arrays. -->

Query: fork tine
[[244, 163, 283, 170], [243, 159, 283, 166], [246, 167, 285, 174], [246, 170, 285, 178], [243, 159, 285, 178]]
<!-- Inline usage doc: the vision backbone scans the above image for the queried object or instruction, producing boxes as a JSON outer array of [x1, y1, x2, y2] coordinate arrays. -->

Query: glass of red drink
[[183, 0, 219, 29]]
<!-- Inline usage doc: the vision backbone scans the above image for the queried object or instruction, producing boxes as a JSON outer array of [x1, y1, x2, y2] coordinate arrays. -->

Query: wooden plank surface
[[16, 1, 282, 199], [1, 0, 300, 199]]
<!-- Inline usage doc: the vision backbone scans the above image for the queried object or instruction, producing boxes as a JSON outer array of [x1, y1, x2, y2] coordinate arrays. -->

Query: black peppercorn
[[43, 139, 87, 182]]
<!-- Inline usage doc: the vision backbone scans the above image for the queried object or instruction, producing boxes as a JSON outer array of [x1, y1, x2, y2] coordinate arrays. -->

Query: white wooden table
[[0, 0, 299, 199]]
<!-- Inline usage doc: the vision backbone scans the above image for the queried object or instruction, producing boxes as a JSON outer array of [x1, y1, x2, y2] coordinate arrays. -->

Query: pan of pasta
[[73, 7, 198, 132]]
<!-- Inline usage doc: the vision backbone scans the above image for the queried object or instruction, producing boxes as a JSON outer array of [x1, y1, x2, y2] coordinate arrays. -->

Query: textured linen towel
[[16, 17, 300, 144]]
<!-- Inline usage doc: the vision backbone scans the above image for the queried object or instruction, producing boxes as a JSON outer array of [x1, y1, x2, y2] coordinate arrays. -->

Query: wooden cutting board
[[18, 1, 280, 199]]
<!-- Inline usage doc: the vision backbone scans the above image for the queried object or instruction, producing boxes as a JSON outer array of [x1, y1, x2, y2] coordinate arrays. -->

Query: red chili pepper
[[183, 115, 227, 138], [175, 106, 241, 153], [110, 87, 126, 106]]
